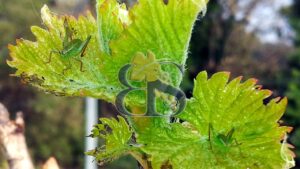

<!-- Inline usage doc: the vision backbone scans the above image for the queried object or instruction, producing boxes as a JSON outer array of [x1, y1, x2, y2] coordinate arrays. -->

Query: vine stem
[[130, 151, 151, 169], [127, 106, 152, 169]]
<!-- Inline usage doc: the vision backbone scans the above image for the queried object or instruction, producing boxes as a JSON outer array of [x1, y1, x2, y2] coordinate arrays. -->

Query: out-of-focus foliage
[[184, 0, 291, 97], [0, 156, 8, 169], [184, 0, 247, 96], [27, 93, 84, 168], [0, 0, 43, 56], [0, 0, 48, 110], [284, 0, 300, 166]]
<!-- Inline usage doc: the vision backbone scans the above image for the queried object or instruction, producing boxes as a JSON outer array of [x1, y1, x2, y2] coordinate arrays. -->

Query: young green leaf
[[177, 71, 295, 168], [8, 0, 208, 104], [130, 51, 161, 82], [7, 1, 294, 168], [109, 0, 208, 86], [7, 6, 116, 100], [88, 72, 295, 169], [137, 123, 209, 169], [7, 0, 209, 136], [86, 116, 134, 164]]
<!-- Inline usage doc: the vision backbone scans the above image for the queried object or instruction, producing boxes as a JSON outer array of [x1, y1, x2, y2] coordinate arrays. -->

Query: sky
[[246, 0, 293, 43]]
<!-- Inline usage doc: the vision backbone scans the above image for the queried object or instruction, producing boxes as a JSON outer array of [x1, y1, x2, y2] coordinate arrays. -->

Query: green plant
[[7, 0, 295, 168]]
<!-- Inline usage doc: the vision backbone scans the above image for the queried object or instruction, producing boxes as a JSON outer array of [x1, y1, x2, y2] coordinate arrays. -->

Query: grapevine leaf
[[176, 71, 295, 168], [104, 0, 208, 131], [137, 123, 209, 169], [7, 6, 118, 101], [88, 72, 295, 169], [130, 51, 161, 82], [86, 116, 135, 163], [8, 0, 208, 104], [134, 72, 295, 169], [109, 0, 208, 86]]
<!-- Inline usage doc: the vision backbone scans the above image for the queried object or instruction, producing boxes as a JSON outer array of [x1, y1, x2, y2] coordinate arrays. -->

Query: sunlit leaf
[[176, 71, 295, 168], [8, 0, 207, 103], [91, 72, 295, 169], [8, 5, 116, 100], [130, 51, 161, 82], [7, 1, 294, 168]]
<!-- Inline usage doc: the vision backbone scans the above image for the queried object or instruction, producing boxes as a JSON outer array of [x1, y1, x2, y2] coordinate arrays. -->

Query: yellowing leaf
[[130, 51, 161, 82], [7, 6, 116, 100], [8, 0, 208, 104]]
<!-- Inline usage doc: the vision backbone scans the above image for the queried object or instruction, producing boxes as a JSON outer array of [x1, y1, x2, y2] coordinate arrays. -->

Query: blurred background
[[0, 0, 300, 168]]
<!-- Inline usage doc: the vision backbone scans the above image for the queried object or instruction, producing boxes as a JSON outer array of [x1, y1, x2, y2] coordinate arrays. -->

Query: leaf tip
[[250, 78, 259, 84], [15, 38, 23, 44], [281, 97, 288, 106], [287, 126, 293, 133], [263, 89, 273, 97], [274, 97, 288, 106], [223, 71, 231, 76], [7, 43, 14, 51], [196, 71, 208, 80]]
